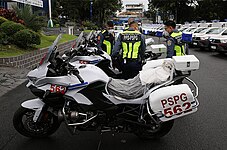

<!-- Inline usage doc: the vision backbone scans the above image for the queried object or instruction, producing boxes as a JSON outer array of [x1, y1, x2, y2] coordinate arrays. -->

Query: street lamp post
[[47, 0, 53, 28], [90, 0, 93, 20]]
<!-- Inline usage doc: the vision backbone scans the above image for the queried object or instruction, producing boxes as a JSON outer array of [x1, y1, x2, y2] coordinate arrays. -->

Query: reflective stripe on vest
[[121, 30, 141, 59], [101, 30, 112, 55], [102, 30, 106, 34], [122, 30, 141, 34], [124, 27, 129, 31], [170, 32, 185, 56], [103, 40, 111, 55]]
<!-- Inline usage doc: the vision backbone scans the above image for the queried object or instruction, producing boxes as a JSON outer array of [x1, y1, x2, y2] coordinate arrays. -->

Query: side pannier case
[[149, 84, 199, 122]]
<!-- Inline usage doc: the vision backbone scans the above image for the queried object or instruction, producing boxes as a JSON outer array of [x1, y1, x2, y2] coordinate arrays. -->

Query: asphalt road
[[0, 44, 227, 150]]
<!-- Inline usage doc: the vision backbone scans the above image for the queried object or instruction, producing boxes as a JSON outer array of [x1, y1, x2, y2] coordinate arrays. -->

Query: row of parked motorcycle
[[13, 31, 200, 140]]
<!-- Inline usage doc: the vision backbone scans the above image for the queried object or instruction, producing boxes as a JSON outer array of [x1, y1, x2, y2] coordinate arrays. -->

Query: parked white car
[[194, 28, 227, 49], [183, 27, 197, 33], [209, 36, 227, 53], [192, 27, 220, 47]]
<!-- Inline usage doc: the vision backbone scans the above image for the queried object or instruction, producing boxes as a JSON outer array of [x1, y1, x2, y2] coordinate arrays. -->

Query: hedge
[[13, 29, 41, 48], [0, 16, 8, 25], [0, 21, 25, 36], [29, 30, 41, 45], [0, 32, 9, 44]]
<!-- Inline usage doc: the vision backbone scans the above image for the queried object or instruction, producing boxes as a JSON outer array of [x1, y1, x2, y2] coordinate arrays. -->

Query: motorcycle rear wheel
[[13, 107, 60, 138], [133, 120, 174, 140]]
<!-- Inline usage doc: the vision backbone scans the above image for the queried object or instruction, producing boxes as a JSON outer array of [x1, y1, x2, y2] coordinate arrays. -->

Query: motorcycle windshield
[[73, 31, 85, 49], [42, 34, 62, 64]]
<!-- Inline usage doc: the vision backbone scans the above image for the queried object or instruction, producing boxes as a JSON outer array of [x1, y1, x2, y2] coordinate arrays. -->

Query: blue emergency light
[[155, 31, 163, 37], [182, 33, 192, 43]]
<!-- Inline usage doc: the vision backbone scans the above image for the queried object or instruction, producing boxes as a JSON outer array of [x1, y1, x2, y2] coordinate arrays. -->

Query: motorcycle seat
[[105, 60, 174, 103], [106, 75, 153, 100]]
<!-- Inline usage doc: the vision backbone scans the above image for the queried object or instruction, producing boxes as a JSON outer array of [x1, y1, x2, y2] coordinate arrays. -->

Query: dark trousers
[[121, 61, 142, 80]]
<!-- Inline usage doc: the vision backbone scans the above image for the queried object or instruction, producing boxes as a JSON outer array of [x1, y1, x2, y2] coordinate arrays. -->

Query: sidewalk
[[0, 67, 29, 97]]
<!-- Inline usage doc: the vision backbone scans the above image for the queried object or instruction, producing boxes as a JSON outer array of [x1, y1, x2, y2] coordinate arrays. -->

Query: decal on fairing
[[67, 82, 89, 90]]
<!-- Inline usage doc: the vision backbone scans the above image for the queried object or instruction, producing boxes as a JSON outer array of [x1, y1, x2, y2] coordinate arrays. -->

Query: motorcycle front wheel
[[133, 119, 174, 140], [13, 107, 60, 138]]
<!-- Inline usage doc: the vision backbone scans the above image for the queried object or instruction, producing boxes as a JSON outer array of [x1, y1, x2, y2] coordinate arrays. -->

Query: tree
[[57, 0, 122, 26], [149, 0, 196, 23], [149, 0, 227, 23]]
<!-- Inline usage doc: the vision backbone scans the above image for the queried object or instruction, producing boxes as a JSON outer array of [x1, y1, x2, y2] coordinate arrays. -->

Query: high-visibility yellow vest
[[124, 26, 129, 31], [121, 30, 142, 59], [101, 30, 114, 55], [170, 32, 185, 56]]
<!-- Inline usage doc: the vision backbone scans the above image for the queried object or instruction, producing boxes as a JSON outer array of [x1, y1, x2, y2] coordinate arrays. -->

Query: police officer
[[164, 20, 185, 58], [124, 17, 135, 31], [97, 21, 115, 55], [112, 21, 146, 79]]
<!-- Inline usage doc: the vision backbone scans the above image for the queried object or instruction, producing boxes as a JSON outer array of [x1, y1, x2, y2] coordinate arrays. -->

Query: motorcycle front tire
[[13, 107, 60, 138]]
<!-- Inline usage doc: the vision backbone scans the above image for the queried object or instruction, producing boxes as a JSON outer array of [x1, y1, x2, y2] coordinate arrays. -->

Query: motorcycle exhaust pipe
[[58, 110, 79, 122]]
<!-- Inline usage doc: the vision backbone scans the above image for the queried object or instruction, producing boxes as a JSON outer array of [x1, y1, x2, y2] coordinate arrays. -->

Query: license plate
[[193, 42, 197, 45], [211, 46, 216, 49]]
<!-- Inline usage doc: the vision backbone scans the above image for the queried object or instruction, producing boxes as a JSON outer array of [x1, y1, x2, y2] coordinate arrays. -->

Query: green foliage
[[13, 29, 41, 48], [55, 24, 60, 27], [0, 21, 26, 36], [52, 18, 59, 26], [0, 16, 8, 25], [58, 0, 122, 26], [35, 34, 76, 49], [0, 8, 24, 24], [82, 21, 98, 30], [0, 32, 9, 45], [149, 0, 227, 23], [29, 30, 41, 45], [12, 5, 46, 32]]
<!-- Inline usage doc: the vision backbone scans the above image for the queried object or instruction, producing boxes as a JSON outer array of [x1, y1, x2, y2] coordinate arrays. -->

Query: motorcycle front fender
[[21, 98, 45, 122], [21, 98, 45, 110]]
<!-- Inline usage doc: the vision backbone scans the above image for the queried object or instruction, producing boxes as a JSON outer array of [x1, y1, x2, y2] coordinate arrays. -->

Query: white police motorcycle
[[63, 31, 165, 78], [13, 34, 200, 139]]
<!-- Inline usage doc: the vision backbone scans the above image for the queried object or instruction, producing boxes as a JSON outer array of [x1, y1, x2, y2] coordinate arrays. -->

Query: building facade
[[0, 0, 43, 9], [125, 3, 144, 17]]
